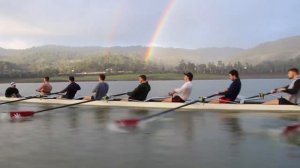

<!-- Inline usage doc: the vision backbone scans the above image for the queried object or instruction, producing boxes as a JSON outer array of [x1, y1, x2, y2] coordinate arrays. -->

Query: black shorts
[[61, 95, 72, 99], [172, 96, 185, 103], [278, 98, 295, 105], [90, 96, 103, 100]]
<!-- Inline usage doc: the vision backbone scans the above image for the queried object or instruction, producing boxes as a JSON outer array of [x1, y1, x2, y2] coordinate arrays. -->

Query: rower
[[36, 76, 53, 95], [210, 69, 241, 103], [163, 72, 193, 103], [58, 76, 81, 99], [83, 74, 109, 100], [5, 82, 22, 98], [264, 68, 300, 105], [126, 75, 151, 101]]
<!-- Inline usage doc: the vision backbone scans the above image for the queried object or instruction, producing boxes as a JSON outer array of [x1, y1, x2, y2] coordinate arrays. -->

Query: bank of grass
[[0, 73, 226, 83]]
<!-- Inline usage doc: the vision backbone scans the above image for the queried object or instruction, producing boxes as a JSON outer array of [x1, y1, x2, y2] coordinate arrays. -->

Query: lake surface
[[0, 79, 299, 168]]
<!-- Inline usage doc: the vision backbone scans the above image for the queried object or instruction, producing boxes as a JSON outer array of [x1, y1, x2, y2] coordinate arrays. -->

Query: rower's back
[[225, 78, 241, 101], [221, 70, 242, 102], [128, 75, 151, 101], [65, 82, 81, 99], [129, 82, 151, 101], [60, 76, 81, 99], [94, 82, 109, 100]]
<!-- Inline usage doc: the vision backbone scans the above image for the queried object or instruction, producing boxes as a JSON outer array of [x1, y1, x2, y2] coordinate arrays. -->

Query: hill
[[0, 35, 300, 78], [229, 36, 300, 64], [0, 45, 244, 67]]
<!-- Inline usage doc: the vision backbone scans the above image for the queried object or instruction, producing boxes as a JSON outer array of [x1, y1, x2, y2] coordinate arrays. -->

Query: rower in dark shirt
[[210, 69, 241, 103], [58, 76, 81, 99], [5, 82, 22, 98], [264, 68, 300, 105], [126, 75, 151, 101]]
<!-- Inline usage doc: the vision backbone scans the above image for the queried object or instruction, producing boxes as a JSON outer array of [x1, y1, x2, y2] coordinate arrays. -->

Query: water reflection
[[286, 132, 300, 147], [180, 113, 195, 141], [279, 114, 300, 122], [220, 113, 244, 146], [66, 108, 79, 129], [131, 109, 150, 117], [93, 108, 111, 124]]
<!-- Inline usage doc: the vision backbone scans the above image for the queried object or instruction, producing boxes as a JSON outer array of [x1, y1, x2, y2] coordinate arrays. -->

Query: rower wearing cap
[[210, 69, 241, 103], [163, 72, 193, 103], [36, 76, 53, 95], [264, 68, 300, 105], [5, 82, 22, 98]]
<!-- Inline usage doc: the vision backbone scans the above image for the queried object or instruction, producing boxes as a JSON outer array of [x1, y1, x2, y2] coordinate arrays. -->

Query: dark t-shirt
[[127, 82, 151, 101], [5, 87, 20, 97], [219, 78, 241, 101], [61, 82, 81, 99]]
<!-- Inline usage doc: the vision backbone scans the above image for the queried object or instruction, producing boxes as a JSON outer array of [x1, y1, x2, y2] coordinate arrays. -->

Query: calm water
[[0, 79, 299, 168]]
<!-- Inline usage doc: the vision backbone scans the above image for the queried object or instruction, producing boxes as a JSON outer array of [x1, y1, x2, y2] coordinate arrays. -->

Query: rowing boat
[[0, 96, 299, 112]]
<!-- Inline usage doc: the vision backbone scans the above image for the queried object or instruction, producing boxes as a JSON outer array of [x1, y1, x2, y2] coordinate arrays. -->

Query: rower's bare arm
[[275, 88, 286, 92], [36, 85, 43, 92]]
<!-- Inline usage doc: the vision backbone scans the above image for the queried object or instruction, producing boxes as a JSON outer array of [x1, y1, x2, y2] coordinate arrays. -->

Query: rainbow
[[144, 0, 176, 63]]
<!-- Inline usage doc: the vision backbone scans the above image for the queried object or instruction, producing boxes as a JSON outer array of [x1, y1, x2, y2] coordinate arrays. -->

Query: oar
[[244, 92, 273, 100], [0, 92, 60, 105], [9, 92, 127, 118], [199, 94, 218, 103], [115, 94, 218, 127], [9, 100, 94, 118], [282, 124, 300, 135], [102, 92, 128, 101]]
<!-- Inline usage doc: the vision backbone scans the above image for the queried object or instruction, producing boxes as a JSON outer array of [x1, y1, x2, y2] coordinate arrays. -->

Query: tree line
[[176, 57, 300, 75], [0, 55, 299, 78]]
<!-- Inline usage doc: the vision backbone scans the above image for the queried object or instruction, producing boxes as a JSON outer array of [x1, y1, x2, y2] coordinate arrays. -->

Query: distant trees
[[175, 57, 300, 75], [1, 53, 300, 79]]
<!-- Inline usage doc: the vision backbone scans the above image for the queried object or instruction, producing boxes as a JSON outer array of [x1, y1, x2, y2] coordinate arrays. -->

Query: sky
[[0, 0, 300, 49]]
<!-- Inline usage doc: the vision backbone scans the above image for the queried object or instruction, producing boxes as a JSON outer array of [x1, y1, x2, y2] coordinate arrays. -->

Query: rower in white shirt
[[163, 72, 193, 103]]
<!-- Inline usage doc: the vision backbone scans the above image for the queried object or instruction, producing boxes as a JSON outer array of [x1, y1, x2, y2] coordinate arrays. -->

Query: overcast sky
[[0, 0, 300, 49]]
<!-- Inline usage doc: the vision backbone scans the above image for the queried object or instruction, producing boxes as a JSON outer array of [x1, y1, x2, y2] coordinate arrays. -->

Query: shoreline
[[0, 73, 286, 83]]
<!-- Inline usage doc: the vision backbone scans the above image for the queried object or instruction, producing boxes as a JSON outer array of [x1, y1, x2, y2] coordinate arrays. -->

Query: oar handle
[[199, 94, 218, 103], [102, 92, 128, 100], [48, 92, 61, 95], [140, 100, 199, 121], [35, 100, 94, 113], [110, 92, 128, 97]]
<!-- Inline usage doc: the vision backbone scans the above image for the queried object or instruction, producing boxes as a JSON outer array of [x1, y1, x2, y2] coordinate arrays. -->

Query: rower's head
[[10, 82, 16, 88], [99, 74, 106, 81], [69, 76, 75, 82], [287, 68, 299, 79], [44, 76, 50, 83], [139, 75, 147, 83], [184, 72, 193, 81], [229, 69, 239, 81]]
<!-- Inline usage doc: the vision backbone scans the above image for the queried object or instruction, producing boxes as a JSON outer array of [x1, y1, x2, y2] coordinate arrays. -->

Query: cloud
[[0, 0, 300, 49], [0, 17, 53, 36], [0, 39, 31, 49]]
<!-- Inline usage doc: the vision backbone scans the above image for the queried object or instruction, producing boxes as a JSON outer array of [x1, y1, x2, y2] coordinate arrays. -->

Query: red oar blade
[[283, 124, 300, 135], [115, 119, 140, 127], [10, 111, 35, 118]]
